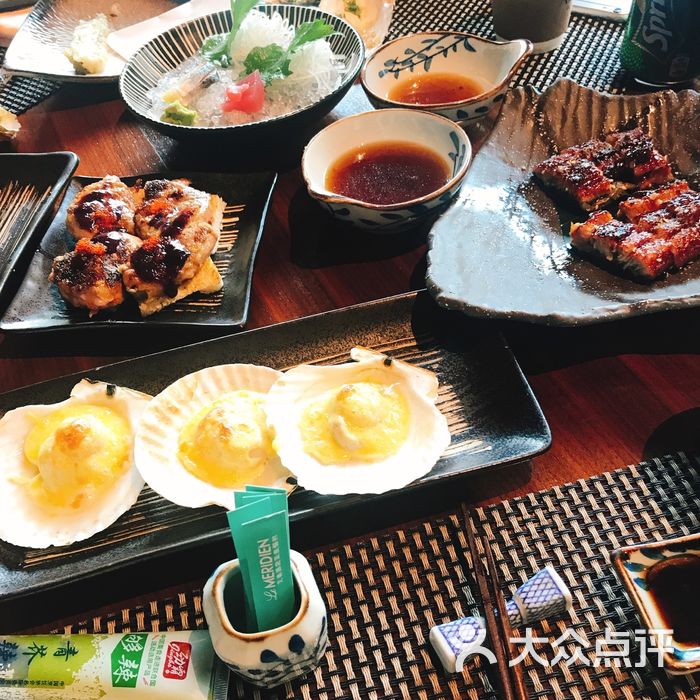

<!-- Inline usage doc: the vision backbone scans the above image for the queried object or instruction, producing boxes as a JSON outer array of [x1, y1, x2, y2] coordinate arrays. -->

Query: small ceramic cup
[[492, 0, 573, 54], [362, 32, 532, 122], [203, 550, 328, 687]]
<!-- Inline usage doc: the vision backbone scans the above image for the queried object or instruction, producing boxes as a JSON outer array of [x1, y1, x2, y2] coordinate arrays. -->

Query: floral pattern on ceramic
[[613, 533, 700, 675], [203, 550, 328, 687], [302, 108, 471, 232], [429, 565, 572, 673], [361, 32, 531, 122]]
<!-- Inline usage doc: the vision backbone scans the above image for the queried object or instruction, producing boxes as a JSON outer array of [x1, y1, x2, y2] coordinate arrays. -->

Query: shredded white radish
[[148, 10, 345, 127]]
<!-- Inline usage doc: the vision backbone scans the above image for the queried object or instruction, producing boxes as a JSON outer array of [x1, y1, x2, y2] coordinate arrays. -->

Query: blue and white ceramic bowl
[[302, 108, 471, 232], [361, 32, 531, 122], [613, 532, 700, 676]]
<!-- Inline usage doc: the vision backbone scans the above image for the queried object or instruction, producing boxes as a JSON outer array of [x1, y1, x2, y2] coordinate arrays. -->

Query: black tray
[[0, 291, 550, 625], [0, 152, 78, 315], [0, 170, 277, 332]]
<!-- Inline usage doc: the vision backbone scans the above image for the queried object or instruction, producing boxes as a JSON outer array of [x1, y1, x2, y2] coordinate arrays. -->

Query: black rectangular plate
[[0, 291, 550, 609], [0, 1, 35, 10], [0, 152, 78, 315], [0, 170, 277, 332], [427, 79, 700, 326]]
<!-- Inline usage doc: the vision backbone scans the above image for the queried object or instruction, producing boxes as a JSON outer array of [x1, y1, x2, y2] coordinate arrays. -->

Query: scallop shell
[[0, 380, 150, 548], [135, 364, 292, 509], [266, 347, 451, 495]]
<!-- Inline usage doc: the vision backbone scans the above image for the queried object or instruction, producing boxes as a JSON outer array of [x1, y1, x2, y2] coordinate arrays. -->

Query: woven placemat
[[49, 452, 700, 699], [387, 0, 630, 94], [0, 46, 59, 114]]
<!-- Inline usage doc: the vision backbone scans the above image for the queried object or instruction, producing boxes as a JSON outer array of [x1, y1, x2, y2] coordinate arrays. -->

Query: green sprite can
[[619, 0, 700, 85]]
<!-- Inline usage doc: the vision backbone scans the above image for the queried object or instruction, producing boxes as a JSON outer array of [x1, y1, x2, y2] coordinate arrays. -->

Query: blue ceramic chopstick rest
[[430, 565, 572, 673], [203, 550, 328, 687]]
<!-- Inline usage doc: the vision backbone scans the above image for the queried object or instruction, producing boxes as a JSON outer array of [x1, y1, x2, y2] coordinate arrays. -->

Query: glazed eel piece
[[570, 181, 700, 280], [534, 128, 673, 211]]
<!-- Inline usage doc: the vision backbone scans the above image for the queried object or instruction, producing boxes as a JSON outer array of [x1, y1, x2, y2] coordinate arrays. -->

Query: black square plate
[[0, 170, 277, 332], [0, 152, 78, 314], [0, 290, 550, 617]]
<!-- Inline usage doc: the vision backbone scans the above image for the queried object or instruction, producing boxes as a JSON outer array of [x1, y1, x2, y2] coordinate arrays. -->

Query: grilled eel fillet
[[570, 180, 700, 279], [534, 128, 673, 211]]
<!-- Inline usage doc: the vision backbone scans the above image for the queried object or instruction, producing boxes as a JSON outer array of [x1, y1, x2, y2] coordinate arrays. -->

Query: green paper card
[[237, 510, 295, 631], [227, 498, 273, 629]]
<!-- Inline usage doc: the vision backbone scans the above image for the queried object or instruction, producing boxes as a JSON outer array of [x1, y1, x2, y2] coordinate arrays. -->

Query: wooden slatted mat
[[49, 453, 700, 698]]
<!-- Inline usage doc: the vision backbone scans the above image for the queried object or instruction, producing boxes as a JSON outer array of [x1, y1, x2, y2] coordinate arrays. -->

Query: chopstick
[[483, 531, 529, 700], [461, 503, 528, 700]]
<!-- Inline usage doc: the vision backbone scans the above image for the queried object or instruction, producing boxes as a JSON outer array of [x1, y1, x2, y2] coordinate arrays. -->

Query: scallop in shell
[[266, 347, 451, 495], [135, 364, 292, 509], [0, 380, 150, 548]]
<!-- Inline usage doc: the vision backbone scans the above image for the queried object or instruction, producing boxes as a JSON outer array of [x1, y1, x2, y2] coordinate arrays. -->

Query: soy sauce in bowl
[[388, 73, 487, 105], [325, 141, 450, 205], [646, 554, 700, 647]]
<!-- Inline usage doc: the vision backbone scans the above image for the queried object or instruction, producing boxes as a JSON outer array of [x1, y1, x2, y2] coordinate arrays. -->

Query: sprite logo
[[110, 634, 148, 688], [632, 0, 675, 58]]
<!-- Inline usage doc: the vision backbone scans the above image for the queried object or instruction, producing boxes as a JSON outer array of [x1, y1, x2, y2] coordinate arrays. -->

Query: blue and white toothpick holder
[[430, 565, 572, 673]]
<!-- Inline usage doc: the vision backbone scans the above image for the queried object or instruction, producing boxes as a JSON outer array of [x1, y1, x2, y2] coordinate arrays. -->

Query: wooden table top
[[4, 79, 700, 500], [3, 76, 700, 628]]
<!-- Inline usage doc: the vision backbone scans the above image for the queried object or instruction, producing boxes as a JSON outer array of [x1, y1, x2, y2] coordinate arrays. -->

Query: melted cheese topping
[[23, 405, 131, 509], [299, 382, 410, 464], [177, 390, 274, 488]]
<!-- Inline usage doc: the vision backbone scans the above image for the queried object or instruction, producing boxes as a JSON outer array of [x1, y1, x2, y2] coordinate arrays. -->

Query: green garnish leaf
[[288, 19, 336, 54], [199, 0, 259, 66], [240, 19, 336, 84], [243, 44, 291, 84], [200, 34, 231, 66]]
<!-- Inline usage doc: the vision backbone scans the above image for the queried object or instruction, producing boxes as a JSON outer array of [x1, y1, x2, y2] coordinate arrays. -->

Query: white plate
[[4, 0, 178, 82]]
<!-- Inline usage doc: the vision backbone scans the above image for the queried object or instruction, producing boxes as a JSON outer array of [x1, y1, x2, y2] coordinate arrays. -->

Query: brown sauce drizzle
[[91, 231, 126, 255], [137, 197, 194, 238], [74, 189, 129, 233], [160, 209, 194, 238], [130, 237, 189, 297]]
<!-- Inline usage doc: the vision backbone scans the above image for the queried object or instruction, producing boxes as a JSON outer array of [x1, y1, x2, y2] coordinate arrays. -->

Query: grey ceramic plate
[[0, 152, 78, 315], [427, 79, 700, 326], [0, 291, 550, 614], [3, 0, 178, 82], [0, 170, 277, 332]]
